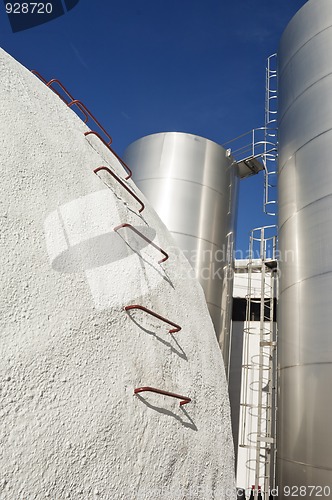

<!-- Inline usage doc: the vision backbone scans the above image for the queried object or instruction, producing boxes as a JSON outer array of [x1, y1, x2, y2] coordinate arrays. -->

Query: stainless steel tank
[[124, 132, 239, 374], [278, 0, 332, 492]]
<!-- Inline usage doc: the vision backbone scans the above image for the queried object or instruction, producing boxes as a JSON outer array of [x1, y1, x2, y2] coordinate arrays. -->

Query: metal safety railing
[[223, 127, 275, 164], [125, 305, 181, 333], [113, 223, 169, 264], [222, 54, 278, 217], [94, 167, 144, 213], [134, 387, 191, 406], [223, 126, 278, 217]]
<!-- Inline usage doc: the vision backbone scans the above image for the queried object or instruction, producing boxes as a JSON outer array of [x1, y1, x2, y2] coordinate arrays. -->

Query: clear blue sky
[[0, 0, 306, 251]]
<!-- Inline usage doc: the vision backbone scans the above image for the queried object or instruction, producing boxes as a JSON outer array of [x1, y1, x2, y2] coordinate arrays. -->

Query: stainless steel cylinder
[[124, 132, 239, 373], [278, 0, 332, 492]]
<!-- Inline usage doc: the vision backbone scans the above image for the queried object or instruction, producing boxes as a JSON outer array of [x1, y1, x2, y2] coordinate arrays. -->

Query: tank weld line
[[279, 24, 332, 78], [280, 271, 332, 295], [279, 361, 332, 371], [278, 154, 295, 174], [291, 188, 332, 211], [169, 231, 224, 249], [279, 190, 332, 231], [206, 301, 222, 310], [279, 269, 332, 295], [279, 71, 332, 126], [133, 177, 228, 198], [279, 127, 332, 175], [278, 456, 332, 471]]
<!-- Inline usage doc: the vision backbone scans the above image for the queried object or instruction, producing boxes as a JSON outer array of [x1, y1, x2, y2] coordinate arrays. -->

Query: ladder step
[[257, 437, 274, 444], [240, 403, 273, 409]]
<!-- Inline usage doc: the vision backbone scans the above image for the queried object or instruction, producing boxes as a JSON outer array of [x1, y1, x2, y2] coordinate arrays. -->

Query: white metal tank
[[278, 0, 332, 493], [124, 133, 239, 374]]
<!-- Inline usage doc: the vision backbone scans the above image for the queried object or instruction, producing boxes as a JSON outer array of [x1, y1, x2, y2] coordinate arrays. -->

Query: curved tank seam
[[279, 126, 332, 172], [278, 456, 332, 472], [279, 24, 332, 79], [279, 269, 332, 295], [135, 176, 229, 198], [279, 361, 332, 371], [278, 71, 332, 126], [279, 190, 332, 231], [207, 301, 222, 310], [170, 231, 220, 249]]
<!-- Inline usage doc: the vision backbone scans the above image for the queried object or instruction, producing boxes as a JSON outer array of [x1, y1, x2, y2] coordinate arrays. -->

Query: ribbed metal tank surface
[[278, 0, 332, 492], [124, 133, 239, 374]]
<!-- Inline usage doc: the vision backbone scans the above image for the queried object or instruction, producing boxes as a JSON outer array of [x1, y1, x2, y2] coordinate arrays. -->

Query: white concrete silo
[[0, 49, 236, 498]]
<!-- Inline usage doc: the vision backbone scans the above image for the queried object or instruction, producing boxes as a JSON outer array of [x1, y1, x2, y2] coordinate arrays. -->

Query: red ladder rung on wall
[[124, 304, 181, 333], [87, 131, 132, 179], [134, 386, 191, 406], [113, 223, 169, 264], [94, 167, 144, 213], [30, 71, 113, 145], [68, 100, 112, 145]]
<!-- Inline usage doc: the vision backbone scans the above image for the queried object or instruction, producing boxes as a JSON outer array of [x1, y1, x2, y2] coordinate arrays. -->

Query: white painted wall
[[0, 49, 235, 499], [232, 260, 263, 299]]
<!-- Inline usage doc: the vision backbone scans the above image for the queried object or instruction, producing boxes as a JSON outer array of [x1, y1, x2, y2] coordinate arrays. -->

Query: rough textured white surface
[[0, 49, 235, 499]]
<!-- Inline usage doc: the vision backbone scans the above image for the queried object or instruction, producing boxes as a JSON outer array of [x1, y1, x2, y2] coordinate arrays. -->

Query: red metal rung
[[68, 100, 112, 145], [46, 78, 76, 105], [86, 131, 132, 179], [31, 71, 90, 122], [124, 305, 181, 333], [134, 386, 191, 406], [31, 70, 48, 84], [113, 223, 168, 264], [94, 167, 144, 213], [31, 72, 73, 106]]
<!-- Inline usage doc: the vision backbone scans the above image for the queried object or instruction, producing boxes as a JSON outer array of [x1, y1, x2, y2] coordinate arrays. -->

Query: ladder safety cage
[[264, 54, 278, 216], [239, 225, 278, 499], [222, 54, 278, 216]]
